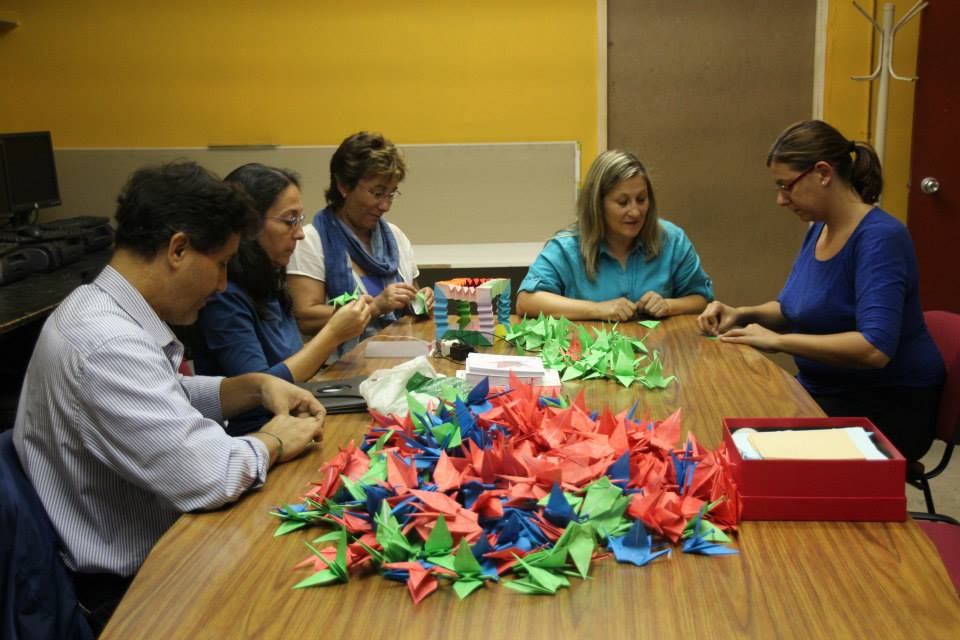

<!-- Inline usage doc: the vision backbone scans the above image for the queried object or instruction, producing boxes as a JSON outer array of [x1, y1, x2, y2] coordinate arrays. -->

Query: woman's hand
[[373, 283, 418, 315], [417, 286, 435, 314], [637, 291, 672, 318], [719, 323, 782, 353], [592, 297, 638, 322], [323, 298, 372, 343], [697, 301, 741, 335]]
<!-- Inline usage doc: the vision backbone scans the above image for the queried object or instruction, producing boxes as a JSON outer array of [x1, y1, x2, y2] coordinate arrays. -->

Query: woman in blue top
[[698, 120, 945, 460], [194, 164, 372, 435], [517, 150, 713, 321]]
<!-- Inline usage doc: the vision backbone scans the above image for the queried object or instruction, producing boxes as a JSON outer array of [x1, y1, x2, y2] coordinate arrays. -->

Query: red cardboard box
[[723, 417, 906, 522]]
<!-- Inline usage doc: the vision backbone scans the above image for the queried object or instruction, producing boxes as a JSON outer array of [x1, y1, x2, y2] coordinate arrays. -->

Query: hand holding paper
[[374, 282, 418, 315], [327, 286, 361, 309], [324, 298, 372, 342]]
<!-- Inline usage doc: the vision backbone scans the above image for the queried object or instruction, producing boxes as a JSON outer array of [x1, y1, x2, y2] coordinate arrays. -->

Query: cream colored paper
[[747, 429, 867, 460]]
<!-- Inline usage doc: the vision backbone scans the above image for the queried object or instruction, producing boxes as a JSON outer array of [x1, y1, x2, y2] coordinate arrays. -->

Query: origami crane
[[607, 519, 672, 567], [327, 286, 361, 308], [272, 377, 741, 604]]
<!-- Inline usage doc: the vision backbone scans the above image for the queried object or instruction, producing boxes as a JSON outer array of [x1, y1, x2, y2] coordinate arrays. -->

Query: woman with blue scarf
[[288, 132, 433, 359]]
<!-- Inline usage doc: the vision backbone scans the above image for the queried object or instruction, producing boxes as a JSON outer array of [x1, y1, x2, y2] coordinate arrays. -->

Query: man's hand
[[259, 375, 324, 417], [256, 413, 324, 464]]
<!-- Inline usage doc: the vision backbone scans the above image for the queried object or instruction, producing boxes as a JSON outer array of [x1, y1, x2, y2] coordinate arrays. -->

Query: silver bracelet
[[259, 430, 284, 463]]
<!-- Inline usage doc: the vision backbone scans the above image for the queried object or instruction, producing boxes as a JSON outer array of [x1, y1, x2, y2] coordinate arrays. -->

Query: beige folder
[[747, 429, 866, 460]]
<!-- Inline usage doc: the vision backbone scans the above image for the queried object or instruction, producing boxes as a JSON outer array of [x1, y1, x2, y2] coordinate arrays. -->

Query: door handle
[[920, 177, 940, 195]]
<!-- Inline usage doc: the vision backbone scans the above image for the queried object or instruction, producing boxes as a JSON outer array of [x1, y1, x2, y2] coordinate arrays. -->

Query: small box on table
[[723, 417, 906, 522]]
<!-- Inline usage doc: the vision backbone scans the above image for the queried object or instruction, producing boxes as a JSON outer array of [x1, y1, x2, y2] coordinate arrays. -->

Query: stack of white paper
[[464, 352, 546, 386]]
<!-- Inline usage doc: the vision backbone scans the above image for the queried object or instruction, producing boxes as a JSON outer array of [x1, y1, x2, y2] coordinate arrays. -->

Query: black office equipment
[[297, 376, 368, 415], [39, 216, 113, 252], [0, 131, 61, 227], [0, 248, 32, 285]]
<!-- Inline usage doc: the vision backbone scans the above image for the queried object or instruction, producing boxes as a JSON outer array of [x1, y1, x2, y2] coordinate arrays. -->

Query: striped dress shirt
[[12, 266, 269, 577]]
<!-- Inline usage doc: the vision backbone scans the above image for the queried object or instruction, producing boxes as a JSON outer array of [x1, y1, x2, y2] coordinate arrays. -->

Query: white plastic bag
[[358, 355, 441, 417]]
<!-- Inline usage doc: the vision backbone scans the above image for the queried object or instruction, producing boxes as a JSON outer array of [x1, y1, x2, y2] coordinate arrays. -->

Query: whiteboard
[[52, 141, 579, 245]]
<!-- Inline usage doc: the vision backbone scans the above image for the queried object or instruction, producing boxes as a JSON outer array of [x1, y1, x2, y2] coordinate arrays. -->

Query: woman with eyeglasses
[[287, 131, 433, 358], [516, 149, 713, 322], [698, 120, 944, 461], [193, 163, 372, 436]]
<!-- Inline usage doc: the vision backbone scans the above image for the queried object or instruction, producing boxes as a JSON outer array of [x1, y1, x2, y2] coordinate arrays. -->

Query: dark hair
[[114, 161, 258, 258], [325, 131, 406, 210], [767, 120, 883, 204], [223, 163, 301, 319]]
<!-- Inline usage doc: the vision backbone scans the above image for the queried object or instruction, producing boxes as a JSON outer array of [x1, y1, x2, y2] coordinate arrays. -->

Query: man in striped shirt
[[12, 162, 325, 634]]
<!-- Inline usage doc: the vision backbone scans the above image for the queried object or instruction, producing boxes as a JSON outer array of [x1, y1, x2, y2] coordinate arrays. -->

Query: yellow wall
[[0, 1, 924, 217], [0, 1, 597, 168], [822, 0, 922, 222]]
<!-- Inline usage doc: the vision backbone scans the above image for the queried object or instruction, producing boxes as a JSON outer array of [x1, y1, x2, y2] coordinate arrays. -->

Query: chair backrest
[[0, 429, 93, 640], [924, 311, 960, 444]]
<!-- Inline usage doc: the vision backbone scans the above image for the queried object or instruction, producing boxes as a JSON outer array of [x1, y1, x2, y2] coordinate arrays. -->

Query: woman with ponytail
[[698, 120, 944, 460]]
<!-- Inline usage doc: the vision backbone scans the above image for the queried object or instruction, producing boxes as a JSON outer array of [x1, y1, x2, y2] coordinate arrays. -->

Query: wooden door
[[607, 1, 816, 308], [907, 0, 960, 313]]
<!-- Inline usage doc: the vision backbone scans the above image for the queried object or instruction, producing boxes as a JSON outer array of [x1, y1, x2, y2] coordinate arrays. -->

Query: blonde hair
[[575, 150, 660, 281]]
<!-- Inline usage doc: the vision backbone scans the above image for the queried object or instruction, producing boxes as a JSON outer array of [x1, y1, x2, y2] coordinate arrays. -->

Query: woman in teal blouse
[[517, 150, 713, 321]]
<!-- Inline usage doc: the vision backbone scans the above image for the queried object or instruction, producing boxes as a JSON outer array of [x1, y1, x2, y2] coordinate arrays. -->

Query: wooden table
[[102, 316, 960, 639]]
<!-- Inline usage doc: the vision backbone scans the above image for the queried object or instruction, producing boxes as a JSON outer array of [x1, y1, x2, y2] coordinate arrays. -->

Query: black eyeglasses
[[777, 166, 815, 194]]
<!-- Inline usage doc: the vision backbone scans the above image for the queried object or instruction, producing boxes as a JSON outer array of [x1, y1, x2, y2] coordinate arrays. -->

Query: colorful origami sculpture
[[433, 277, 511, 344]]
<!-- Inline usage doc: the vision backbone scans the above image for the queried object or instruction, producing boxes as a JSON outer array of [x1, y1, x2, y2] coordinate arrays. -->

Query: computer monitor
[[0, 131, 61, 225]]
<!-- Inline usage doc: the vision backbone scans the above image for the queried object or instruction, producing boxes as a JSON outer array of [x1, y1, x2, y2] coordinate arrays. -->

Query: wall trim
[[597, 0, 608, 153], [813, 0, 829, 119]]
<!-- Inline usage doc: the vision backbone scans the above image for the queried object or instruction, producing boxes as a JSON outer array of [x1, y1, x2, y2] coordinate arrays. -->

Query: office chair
[[907, 311, 960, 514], [0, 430, 93, 640], [913, 512, 960, 597]]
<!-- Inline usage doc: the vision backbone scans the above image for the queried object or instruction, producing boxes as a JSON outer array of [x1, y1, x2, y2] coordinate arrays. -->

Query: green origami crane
[[505, 314, 676, 390], [327, 286, 361, 308], [411, 290, 429, 315], [293, 528, 350, 588]]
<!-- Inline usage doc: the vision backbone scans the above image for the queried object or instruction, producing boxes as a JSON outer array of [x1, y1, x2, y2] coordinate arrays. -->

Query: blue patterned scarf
[[313, 206, 402, 305]]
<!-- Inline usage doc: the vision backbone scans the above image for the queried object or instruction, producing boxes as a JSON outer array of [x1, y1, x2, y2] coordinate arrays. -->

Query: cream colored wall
[[0, 1, 597, 176], [822, 0, 922, 222]]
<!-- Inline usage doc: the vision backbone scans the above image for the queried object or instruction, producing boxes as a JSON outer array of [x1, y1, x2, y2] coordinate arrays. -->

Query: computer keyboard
[[0, 231, 25, 244], [40, 216, 110, 229], [16, 225, 69, 241]]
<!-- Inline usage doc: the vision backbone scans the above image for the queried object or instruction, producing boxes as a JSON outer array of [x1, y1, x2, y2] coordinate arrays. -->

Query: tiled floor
[[907, 440, 960, 518]]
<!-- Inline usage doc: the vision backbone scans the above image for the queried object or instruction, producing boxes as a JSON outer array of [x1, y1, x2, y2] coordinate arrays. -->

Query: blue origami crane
[[543, 482, 582, 527], [607, 519, 671, 567], [681, 506, 738, 556]]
